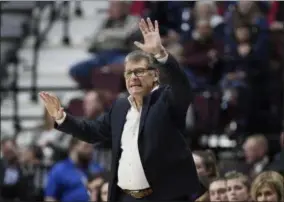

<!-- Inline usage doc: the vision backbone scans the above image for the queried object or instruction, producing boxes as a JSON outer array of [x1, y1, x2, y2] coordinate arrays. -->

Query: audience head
[[69, 138, 94, 167], [1, 137, 18, 163], [225, 171, 250, 202], [20, 145, 43, 164], [195, 19, 212, 40], [83, 90, 104, 119], [194, 1, 218, 20], [99, 181, 109, 202], [242, 134, 268, 164], [234, 23, 252, 43], [108, 1, 130, 20], [208, 177, 228, 202], [124, 50, 159, 101], [251, 171, 284, 202], [192, 150, 219, 178]]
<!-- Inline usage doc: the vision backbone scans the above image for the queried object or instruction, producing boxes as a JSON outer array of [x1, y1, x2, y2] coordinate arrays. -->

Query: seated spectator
[[208, 177, 228, 202], [44, 138, 103, 202], [224, 1, 269, 62], [0, 138, 33, 201], [193, 1, 225, 40], [182, 19, 224, 90], [94, 181, 109, 202], [242, 134, 270, 177], [69, 1, 139, 89], [221, 23, 261, 133], [82, 90, 105, 120], [251, 171, 284, 202], [193, 150, 219, 179], [225, 171, 251, 202]]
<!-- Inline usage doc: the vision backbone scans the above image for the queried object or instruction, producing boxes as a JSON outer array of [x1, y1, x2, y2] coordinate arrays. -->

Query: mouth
[[130, 84, 142, 88]]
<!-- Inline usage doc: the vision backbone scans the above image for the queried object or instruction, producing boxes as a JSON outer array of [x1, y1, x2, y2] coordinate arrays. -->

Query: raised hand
[[134, 18, 164, 55], [39, 91, 64, 120]]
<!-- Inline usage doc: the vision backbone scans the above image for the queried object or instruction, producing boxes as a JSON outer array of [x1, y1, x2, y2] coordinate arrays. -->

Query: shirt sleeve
[[55, 112, 67, 125], [45, 166, 61, 200], [156, 54, 169, 64]]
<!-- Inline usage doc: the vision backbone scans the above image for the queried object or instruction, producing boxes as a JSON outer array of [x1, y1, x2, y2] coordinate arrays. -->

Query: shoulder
[[49, 159, 71, 174]]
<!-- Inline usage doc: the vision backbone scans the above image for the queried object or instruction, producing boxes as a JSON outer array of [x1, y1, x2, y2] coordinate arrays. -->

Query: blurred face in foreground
[[209, 180, 228, 202]]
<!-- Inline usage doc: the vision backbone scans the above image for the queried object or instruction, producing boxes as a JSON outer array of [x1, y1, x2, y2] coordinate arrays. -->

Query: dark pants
[[116, 187, 192, 202]]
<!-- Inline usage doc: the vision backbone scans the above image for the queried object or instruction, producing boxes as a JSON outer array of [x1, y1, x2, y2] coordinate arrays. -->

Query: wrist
[[154, 47, 167, 59]]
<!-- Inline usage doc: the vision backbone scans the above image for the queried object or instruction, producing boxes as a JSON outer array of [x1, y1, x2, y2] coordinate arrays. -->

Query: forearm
[[55, 112, 111, 144]]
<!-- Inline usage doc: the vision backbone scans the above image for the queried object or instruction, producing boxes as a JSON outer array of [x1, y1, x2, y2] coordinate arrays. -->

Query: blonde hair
[[225, 171, 250, 190], [251, 171, 284, 202]]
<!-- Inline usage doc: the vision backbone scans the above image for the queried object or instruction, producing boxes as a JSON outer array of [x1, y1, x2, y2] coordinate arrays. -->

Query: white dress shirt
[[56, 54, 168, 190]]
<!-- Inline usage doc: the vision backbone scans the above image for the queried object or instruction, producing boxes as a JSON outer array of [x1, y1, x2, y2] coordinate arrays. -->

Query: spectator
[[95, 181, 109, 202], [182, 19, 224, 90], [44, 138, 103, 202], [0, 138, 33, 201], [250, 171, 284, 202], [69, 1, 139, 89], [221, 23, 260, 133], [193, 1, 225, 40], [224, 1, 269, 62], [82, 90, 105, 120], [225, 171, 251, 202], [193, 150, 219, 178], [242, 134, 270, 177], [208, 177, 228, 202]]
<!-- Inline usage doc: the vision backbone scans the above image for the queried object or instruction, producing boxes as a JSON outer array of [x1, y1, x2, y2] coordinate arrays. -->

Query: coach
[[40, 18, 199, 202]]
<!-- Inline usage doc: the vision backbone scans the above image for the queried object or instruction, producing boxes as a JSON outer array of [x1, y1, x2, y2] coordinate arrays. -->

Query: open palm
[[134, 18, 163, 55]]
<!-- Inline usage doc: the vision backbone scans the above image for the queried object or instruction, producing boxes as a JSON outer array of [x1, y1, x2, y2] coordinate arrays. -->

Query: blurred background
[[0, 1, 283, 202]]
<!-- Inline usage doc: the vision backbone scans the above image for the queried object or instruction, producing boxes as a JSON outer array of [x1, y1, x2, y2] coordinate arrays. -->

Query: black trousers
[[117, 187, 192, 202]]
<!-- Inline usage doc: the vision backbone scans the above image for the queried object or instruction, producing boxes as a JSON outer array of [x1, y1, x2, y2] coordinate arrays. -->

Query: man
[[208, 177, 228, 202], [44, 138, 102, 202], [40, 18, 199, 202]]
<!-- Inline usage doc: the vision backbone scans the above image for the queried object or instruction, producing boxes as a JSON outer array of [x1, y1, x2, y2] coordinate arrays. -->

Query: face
[[88, 177, 104, 201], [209, 180, 228, 202], [226, 178, 249, 202], [100, 182, 109, 202], [193, 154, 207, 177], [83, 91, 103, 118], [1, 140, 18, 162], [108, 1, 125, 19], [243, 139, 259, 164], [236, 27, 250, 42], [196, 4, 212, 18], [256, 185, 278, 202], [75, 141, 94, 164], [125, 59, 157, 99], [197, 22, 212, 39], [237, 1, 253, 14]]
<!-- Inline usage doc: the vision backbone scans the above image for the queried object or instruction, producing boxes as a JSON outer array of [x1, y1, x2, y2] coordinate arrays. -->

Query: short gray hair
[[125, 50, 157, 68]]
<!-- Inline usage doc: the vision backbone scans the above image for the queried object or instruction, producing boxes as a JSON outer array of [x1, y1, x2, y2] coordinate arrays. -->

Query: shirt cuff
[[55, 112, 66, 125], [156, 54, 168, 64]]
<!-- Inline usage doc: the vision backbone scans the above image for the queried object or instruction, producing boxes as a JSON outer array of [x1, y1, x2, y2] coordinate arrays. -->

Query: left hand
[[134, 18, 165, 55]]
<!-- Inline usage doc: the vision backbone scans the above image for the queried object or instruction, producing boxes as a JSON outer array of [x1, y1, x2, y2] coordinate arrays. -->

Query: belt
[[123, 188, 153, 199]]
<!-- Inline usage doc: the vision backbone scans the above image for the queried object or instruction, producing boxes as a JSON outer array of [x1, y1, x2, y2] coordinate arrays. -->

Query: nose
[[258, 195, 266, 202]]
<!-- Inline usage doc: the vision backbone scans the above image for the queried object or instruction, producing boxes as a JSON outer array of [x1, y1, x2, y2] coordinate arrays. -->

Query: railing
[[1, 1, 84, 135]]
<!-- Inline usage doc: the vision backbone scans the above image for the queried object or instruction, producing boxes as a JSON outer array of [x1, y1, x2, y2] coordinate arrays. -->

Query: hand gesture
[[134, 18, 164, 55], [39, 92, 64, 120]]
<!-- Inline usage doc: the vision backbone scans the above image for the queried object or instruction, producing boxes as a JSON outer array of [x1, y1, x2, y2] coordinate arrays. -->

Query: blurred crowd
[[1, 1, 284, 202]]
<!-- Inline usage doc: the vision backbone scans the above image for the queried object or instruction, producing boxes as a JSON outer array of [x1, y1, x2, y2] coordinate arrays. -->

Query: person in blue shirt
[[44, 138, 103, 202]]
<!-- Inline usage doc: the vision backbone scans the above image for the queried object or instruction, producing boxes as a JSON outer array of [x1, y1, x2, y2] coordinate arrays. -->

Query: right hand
[[39, 92, 64, 120]]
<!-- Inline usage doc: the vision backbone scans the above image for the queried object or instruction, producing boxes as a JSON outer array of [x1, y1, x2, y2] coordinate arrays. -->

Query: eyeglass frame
[[124, 67, 156, 79]]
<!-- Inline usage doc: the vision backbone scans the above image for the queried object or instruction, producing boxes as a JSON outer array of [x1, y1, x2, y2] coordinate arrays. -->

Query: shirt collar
[[128, 85, 159, 109]]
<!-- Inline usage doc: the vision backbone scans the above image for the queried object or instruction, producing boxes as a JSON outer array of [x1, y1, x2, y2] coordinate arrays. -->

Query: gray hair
[[125, 50, 157, 68], [124, 50, 160, 84]]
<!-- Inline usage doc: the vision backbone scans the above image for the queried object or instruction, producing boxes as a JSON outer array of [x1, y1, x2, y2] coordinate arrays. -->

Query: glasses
[[124, 67, 155, 79]]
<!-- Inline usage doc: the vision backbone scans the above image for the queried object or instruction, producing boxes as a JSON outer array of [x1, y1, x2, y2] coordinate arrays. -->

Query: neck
[[70, 152, 78, 165], [133, 96, 143, 111]]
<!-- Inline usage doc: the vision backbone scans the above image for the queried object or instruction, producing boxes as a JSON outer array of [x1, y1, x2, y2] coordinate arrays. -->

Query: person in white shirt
[[39, 18, 200, 202]]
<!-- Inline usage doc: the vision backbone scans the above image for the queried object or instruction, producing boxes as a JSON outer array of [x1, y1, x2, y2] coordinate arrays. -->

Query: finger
[[140, 18, 149, 33], [147, 17, 154, 32], [154, 20, 159, 33], [134, 41, 144, 50]]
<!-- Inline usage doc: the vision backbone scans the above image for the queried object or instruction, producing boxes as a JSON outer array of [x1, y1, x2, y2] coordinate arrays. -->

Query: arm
[[157, 49, 193, 116], [54, 109, 112, 144]]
